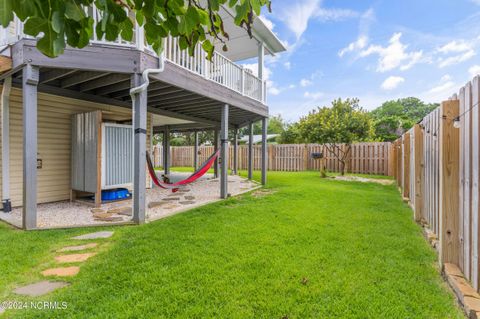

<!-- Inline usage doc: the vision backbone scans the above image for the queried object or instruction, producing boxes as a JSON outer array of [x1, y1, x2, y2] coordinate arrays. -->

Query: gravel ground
[[0, 173, 260, 229]]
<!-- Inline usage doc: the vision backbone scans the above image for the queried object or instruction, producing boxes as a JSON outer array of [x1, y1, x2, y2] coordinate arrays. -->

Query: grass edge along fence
[[153, 142, 393, 176], [394, 74, 480, 314]]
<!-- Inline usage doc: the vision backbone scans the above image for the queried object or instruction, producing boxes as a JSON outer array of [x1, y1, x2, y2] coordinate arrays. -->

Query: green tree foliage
[[238, 114, 286, 138], [0, 0, 271, 58], [371, 97, 438, 141], [297, 98, 373, 175], [278, 123, 303, 144]]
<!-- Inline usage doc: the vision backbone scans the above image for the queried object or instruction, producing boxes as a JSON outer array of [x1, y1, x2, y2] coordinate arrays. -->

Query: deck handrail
[[0, 9, 266, 104]]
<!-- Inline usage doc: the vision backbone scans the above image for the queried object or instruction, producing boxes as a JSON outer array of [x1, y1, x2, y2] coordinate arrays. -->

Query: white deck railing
[[0, 10, 266, 103]]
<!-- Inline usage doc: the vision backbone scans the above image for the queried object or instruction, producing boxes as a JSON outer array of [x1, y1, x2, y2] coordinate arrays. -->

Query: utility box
[[101, 123, 133, 189]]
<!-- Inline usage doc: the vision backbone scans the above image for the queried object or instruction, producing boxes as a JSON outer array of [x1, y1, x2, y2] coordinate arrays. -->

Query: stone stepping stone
[[94, 216, 123, 222], [58, 243, 98, 252], [91, 208, 105, 214], [55, 253, 96, 263], [107, 206, 132, 216], [178, 189, 191, 193], [14, 281, 69, 297], [41, 266, 80, 277], [93, 212, 113, 219], [72, 231, 114, 240], [168, 193, 180, 197], [179, 201, 196, 205], [184, 195, 196, 200], [164, 204, 180, 209], [162, 197, 180, 201], [148, 201, 167, 208]]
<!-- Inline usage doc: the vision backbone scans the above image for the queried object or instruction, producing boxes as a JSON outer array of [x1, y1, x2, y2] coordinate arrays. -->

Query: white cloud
[[300, 79, 313, 87], [338, 9, 375, 57], [279, 0, 358, 39], [469, 65, 480, 77], [427, 81, 456, 94], [268, 86, 281, 95], [303, 91, 324, 100], [284, 62, 291, 70], [436, 40, 476, 68], [359, 33, 424, 72], [339, 35, 368, 57], [381, 76, 405, 90]]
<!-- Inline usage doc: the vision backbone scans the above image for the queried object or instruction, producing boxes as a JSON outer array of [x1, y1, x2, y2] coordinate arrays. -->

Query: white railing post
[[135, 23, 144, 51], [241, 67, 245, 95]]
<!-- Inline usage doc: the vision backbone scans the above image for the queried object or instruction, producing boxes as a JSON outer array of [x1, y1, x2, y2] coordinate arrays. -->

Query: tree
[[278, 123, 303, 144], [371, 97, 437, 141], [297, 98, 373, 175], [0, 0, 271, 58], [238, 114, 286, 138]]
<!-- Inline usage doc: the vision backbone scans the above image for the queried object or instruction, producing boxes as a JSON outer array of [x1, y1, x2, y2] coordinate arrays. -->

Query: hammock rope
[[146, 149, 220, 192]]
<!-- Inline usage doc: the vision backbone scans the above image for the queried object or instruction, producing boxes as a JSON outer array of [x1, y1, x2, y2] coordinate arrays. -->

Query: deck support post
[[22, 65, 39, 230], [131, 73, 147, 224], [163, 126, 170, 175], [193, 130, 199, 170], [1, 76, 11, 212], [214, 129, 219, 178], [261, 117, 268, 185], [220, 104, 229, 198], [233, 127, 238, 175], [248, 122, 254, 180]]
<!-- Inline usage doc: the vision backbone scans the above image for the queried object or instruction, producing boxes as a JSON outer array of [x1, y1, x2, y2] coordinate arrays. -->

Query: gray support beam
[[213, 129, 219, 178], [131, 73, 148, 224], [22, 65, 39, 230], [163, 126, 170, 175], [233, 128, 238, 175], [220, 105, 229, 199], [261, 117, 268, 185], [1, 77, 11, 211], [248, 122, 254, 180], [193, 130, 199, 170]]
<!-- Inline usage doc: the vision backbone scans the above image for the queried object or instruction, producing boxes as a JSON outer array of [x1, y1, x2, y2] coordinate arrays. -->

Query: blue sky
[[250, 0, 480, 121]]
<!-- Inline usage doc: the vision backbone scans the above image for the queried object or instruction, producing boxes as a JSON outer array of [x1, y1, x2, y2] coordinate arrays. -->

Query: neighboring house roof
[[240, 134, 279, 144]]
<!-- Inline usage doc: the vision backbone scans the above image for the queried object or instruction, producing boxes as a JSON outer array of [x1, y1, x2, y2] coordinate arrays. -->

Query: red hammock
[[146, 149, 220, 192]]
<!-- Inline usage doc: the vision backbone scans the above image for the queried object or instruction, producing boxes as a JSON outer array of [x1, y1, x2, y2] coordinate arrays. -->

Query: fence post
[[403, 133, 411, 199], [413, 124, 424, 222], [439, 99, 460, 266]]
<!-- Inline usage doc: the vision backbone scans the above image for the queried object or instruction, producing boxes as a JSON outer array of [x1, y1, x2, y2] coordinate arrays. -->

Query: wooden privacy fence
[[394, 75, 480, 292], [153, 142, 393, 175]]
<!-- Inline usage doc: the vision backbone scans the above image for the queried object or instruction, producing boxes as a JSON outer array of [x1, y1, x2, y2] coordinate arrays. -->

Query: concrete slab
[[55, 253, 96, 263], [72, 231, 114, 240], [13, 281, 69, 297], [58, 243, 98, 252], [41, 266, 80, 277]]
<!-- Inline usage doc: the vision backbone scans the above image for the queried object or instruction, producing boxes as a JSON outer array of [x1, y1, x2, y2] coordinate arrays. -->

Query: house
[[0, 6, 286, 230]]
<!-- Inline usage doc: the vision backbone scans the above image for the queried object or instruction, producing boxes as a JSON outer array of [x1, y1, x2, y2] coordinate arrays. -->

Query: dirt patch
[[333, 175, 394, 185]]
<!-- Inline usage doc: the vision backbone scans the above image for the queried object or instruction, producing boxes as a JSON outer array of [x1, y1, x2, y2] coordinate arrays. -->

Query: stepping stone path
[[58, 243, 97, 252], [148, 201, 167, 208], [91, 208, 105, 214], [179, 201, 196, 205], [163, 197, 180, 201], [72, 231, 114, 240], [107, 206, 132, 216], [7, 231, 114, 301], [184, 195, 196, 200], [41, 266, 80, 277], [178, 189, 191, 193], [14, 281, 69, 297], [55, 253, 96, 263]]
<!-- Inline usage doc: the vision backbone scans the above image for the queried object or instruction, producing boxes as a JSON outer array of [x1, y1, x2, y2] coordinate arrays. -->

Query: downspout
[[130, 53, 165, 98], [1, 76, 11, 212]]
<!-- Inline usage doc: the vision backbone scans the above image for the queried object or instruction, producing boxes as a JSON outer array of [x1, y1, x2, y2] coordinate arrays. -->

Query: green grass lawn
[[1, 171, 462, 318]]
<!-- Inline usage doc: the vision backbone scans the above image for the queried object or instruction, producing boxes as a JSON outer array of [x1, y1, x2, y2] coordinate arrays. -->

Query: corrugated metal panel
[[84, 111, 99, 192], [102, 123, 132, 188]]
